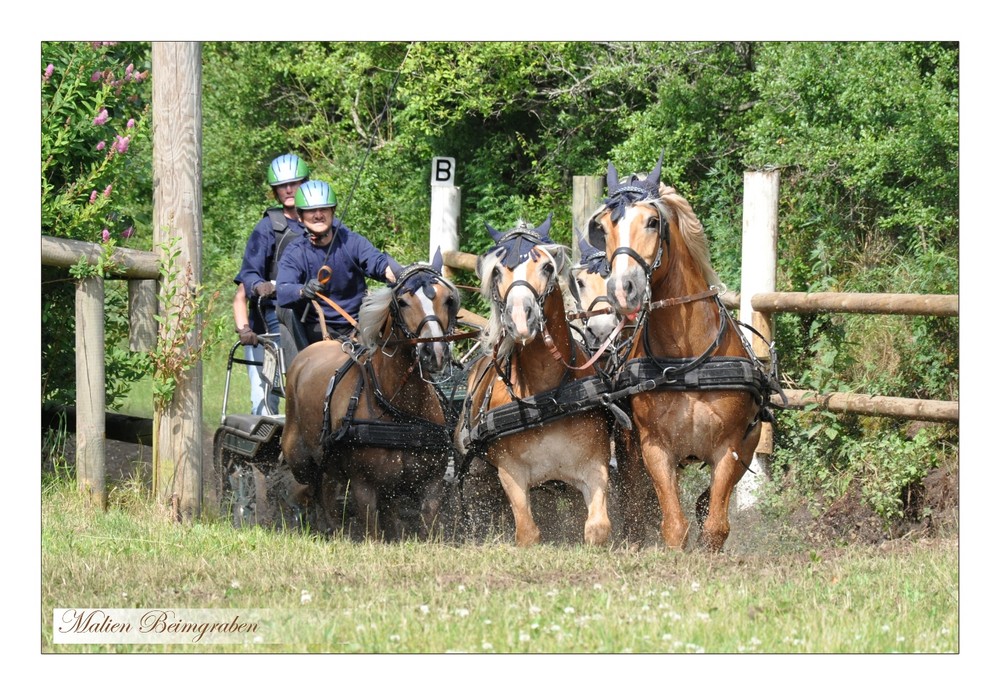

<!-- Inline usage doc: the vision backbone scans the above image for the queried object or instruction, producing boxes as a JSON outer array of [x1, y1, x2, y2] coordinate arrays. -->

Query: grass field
[[41, 475, 958, 656]]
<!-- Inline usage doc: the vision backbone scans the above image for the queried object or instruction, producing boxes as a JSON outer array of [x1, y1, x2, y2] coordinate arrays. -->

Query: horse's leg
[[573, 460, 611, 546], [418, 476, 446, 541], [641, 439, 689, 550], [696, 437, 757, 552], [496, 464, 541, 547], [349, 480, 383, 542], [616, 429, 648, 546]]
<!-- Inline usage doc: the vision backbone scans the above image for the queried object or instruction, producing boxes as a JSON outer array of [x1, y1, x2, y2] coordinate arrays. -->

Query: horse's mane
[[479, 243, 568, 359], [358, 273, 460, 349], [658, 183, 721, 289], [358, 286, 395, 348]]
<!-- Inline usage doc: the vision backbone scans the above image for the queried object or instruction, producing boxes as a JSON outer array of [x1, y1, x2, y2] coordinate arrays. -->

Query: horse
[[589, 154, 782, 551], [281, 250, 462, 541], [568, 231, 620, 353], [456, 216, 613, 547]]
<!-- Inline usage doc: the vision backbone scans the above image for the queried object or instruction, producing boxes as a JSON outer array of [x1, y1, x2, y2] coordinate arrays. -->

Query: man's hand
[[302, 278, 324, 300], [253, 281, 276, 299], [237, 324, 258, 346]]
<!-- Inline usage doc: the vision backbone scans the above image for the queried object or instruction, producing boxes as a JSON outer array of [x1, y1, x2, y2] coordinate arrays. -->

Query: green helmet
[[295, 180, 338, 210], [267, 154, 309, 186]]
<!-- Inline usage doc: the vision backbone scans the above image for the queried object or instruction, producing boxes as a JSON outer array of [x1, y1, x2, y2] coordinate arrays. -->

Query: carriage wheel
[[213, 431, 260, 528]]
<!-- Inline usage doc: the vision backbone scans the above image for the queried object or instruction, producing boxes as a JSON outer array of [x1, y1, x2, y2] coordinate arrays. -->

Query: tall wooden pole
[[75, 275, 106, 509], [735, 169, 779, 511], [572, 176, 605, 262], [152, 42, 203, 521]]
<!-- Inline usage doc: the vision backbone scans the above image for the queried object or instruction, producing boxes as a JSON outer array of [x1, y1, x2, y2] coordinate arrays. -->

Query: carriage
[[212, 334, 303, 528]]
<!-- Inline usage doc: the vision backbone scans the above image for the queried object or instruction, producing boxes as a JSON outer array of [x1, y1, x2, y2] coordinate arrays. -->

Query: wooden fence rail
[[752, 292, 958, 317]]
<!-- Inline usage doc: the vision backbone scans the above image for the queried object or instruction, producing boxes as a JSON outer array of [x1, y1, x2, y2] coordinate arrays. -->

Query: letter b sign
[[431, 157, 456, 187]]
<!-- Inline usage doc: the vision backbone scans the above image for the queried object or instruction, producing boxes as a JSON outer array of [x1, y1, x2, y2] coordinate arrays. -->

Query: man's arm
[[237, 222, 274, 297]]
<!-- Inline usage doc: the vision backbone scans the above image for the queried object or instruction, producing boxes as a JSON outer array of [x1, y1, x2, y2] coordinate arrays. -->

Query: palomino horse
[[568, 231, 620, 355], [591, 155, 782, 551], [457, 216, 613, 546], [281, 251, 461, 540]]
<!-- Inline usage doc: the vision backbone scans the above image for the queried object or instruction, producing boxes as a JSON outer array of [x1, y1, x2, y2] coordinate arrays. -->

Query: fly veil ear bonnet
[[484, 214, 555, 269], [586, 151, 665, 251]]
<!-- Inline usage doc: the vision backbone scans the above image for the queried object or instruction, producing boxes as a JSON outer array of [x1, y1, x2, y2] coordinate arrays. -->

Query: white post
[[430, 157, 460, 278], [736, 169, 779, 510]]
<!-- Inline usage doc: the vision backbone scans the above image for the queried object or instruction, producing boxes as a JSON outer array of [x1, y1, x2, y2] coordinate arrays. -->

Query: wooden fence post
[[75, 275, 107, 509], [128, 279, 157, 352], [152, 41, 203, 521], [736, 169, 779, 510], [572, 175, 605, 262]]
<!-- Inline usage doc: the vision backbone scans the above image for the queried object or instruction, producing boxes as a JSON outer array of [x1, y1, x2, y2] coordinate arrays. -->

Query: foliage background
[[40, 41, 959, 523]]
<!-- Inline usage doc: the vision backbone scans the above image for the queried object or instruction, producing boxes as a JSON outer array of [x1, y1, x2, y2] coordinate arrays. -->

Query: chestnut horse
[[281, 251, 461, 541], [568, 231, 620, 355], [456, 216, 613, 546], [590, 156, 782, 551]]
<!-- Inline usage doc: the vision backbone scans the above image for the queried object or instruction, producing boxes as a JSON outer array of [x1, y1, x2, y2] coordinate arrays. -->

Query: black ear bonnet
[[484, 213, 555, 270]]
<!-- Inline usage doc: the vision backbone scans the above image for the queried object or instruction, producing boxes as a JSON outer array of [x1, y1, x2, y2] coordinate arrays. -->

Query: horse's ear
[[431, 246, 444, 273], [387, 257, 405, 284], [486, 222, 504, 243], [577, 227, 599, 259], [607, 161, 620, 192], [535, 213, 553, 242], [647, 149, 665, 189], [587, 213, 606, 253]]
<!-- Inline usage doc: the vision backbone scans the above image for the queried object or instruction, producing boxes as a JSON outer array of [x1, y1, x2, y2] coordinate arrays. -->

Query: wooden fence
[[41, 236, 159, 510]]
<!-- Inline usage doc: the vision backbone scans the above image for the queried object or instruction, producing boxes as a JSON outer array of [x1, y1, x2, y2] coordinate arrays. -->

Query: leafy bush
[[41, 41, 152, 407]]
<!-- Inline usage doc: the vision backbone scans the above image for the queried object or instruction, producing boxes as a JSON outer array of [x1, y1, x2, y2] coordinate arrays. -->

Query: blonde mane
[[358, 272, 460, 349], [658, 183, 721, 288], [358, 286, 394, 348]]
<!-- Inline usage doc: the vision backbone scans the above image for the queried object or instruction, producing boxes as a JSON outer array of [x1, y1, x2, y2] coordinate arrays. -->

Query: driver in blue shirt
[[276, 179, 398, 367]]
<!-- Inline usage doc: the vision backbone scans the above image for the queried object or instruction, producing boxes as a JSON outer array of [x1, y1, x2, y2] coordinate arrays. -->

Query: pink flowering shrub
[[42, 41, 149, 244]]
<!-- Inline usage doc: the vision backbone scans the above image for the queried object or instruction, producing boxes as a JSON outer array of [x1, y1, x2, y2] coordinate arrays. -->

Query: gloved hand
[[237, 324, 258, 346], [302, 278, 324, 300], [253, 281, 276, 299]]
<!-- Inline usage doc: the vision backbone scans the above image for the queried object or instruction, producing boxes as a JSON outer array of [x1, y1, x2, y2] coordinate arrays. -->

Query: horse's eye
[[645, 216, 660, 230], [576, 278, 585, 289], [541, 262, 554, 275]]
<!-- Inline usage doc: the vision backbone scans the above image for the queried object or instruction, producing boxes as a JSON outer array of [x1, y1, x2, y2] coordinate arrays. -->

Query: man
[[233, 153, 309, 415], [276, 179, 398, 366]]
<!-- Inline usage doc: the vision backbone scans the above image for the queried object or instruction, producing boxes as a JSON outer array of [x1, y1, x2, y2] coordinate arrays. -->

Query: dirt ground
[[52, 429, 959, 551]]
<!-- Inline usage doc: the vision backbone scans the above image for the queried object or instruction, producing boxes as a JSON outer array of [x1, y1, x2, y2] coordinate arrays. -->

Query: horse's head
[[478, 214, 567, 348], [359, 249, 460, 374], [590, 153, 669, 320], [569, 229, 616, 350]]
